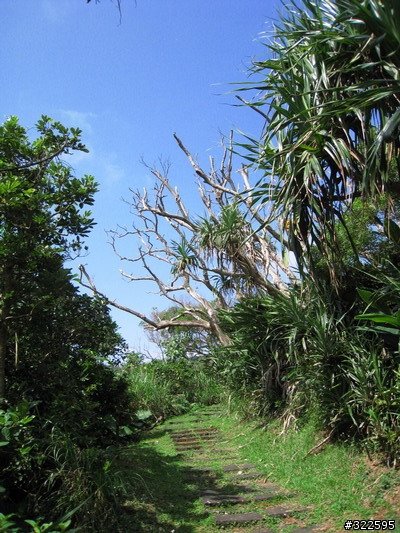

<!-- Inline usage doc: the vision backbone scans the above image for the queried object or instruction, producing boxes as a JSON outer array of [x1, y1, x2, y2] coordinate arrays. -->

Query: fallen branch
[[303, 428, 335, 459]]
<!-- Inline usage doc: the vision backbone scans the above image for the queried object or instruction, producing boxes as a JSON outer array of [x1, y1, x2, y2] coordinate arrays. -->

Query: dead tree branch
[[81, 133, 297, 348]]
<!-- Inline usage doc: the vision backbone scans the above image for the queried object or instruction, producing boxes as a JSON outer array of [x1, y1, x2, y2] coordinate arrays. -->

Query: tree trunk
[[0, 318, 7, 399], [0, 266, 13, 400]]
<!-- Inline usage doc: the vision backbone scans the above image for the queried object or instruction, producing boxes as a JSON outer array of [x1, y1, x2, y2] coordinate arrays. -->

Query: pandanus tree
[[239, 0, 400, 284]]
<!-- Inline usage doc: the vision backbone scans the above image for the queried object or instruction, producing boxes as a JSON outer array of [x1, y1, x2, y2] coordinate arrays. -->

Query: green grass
[[111, 404, 400, 532], [214, 410, 400, 531]]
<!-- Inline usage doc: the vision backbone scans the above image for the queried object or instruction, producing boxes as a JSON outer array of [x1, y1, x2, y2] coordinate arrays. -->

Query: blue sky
[[2, 0, 282, 354]]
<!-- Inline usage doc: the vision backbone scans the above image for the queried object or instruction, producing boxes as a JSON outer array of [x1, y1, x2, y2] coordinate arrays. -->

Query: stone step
[[223, 463, 257, 472], [233, 472, 268, 480], [174, 444, 203, 452], [185, 466, 215, 474], [169, 428, 218, 435], [185, 455, 239, 462], [171, 435, 218, 442], [264, 505, 297, 518], [213, 511, 264, 526], [200, 448, 237, 454], [201, 490, 283, 507], [200, 484, 266, 496], [165, 414, 319, 532]]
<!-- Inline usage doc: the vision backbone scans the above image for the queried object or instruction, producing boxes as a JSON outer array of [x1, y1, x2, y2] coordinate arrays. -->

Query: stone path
[[165, 410, 325, 532]]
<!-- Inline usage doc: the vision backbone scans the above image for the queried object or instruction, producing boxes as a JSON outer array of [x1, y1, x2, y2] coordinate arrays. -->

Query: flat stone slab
[[172, 436, 201, 442], [257, 482, 281, 492], [202, 448, 237, 454], [168, 429, 194, 434], [170, 429, 218, 436], [213, 511, 264, 525], [223, 463, 257, 472], [186, 466, 214, 474], [172, 436, 217, 443], [200, 486, 258, 497], [175, 444, 203, 452], [202, 491, 280, 507], [186, 455, 238, 462], [290, 526, 321, 533], [264, 505, 295, 518], [202, 494, 249, 506], [234, 472, 267, 480], [172, 439, 202, 446], [253, 492, 283, 502], [174, 439, 200, 446]]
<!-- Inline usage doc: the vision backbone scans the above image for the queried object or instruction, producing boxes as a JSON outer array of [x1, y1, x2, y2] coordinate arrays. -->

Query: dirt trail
[[164, 408, 325, 532]]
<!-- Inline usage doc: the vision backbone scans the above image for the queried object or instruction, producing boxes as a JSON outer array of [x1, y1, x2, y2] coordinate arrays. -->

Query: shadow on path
[[114, 426, 209, 532]]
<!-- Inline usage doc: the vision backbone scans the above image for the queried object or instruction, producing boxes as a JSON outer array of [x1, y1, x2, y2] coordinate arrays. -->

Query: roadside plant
[[0, 513, 72, 532], [342, 347, 400, 465]]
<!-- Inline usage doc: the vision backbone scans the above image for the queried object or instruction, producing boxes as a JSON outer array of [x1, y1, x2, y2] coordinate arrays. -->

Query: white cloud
[[55, 110, 126, 186], [102, 160, 126, 185], [58, 109, 97, 136]]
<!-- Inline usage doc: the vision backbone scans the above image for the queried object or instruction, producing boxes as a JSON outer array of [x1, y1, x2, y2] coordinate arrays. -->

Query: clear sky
[[2, 0, 282, 354]]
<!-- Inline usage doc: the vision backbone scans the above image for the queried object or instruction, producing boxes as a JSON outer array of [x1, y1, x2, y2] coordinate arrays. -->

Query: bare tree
[[80, 133, 296, 347]]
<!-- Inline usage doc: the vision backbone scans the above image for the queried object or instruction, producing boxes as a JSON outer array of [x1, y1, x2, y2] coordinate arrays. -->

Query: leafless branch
[[84, 132, 297, 349]]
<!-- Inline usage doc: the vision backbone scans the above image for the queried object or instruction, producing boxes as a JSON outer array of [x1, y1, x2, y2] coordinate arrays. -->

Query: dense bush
[[125, 352, 222, 420]]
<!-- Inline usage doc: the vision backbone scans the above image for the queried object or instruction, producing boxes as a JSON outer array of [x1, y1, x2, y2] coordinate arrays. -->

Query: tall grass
[[40, 430, 130, 532], [126, 357, 223, 420], [127, 364, 177, 418]]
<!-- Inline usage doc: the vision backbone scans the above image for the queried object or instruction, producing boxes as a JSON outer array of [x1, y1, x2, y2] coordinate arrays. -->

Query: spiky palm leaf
[[170, 236, 197, 275], [240, 0, 400, 279]]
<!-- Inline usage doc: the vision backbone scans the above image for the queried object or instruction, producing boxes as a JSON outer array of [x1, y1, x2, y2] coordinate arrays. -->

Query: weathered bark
[[78, 264, 230, 346]]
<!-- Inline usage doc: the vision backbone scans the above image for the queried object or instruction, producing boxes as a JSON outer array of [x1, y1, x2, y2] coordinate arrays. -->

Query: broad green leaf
[[356, 312, 400, 326]]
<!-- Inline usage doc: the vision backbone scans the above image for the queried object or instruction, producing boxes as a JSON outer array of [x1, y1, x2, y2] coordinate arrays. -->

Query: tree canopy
[[0, 116, 98, 398]]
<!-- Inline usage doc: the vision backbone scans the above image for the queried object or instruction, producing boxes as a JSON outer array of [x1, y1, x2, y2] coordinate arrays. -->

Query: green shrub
[[0, 513, 72, 532], [126, 355, 222, 419]]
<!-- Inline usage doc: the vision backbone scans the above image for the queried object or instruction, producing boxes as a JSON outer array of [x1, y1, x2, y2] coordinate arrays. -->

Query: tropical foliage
[[101, 0, 400, 466], [0, 117, 136, 531], [219, 0, 400, 464], [239, 0, 400, 281], [3, 0, 400, 529]]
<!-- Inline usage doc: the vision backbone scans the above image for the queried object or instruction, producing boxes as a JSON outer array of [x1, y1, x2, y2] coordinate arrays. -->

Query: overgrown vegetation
[[0, 117, 135, 531], [218, 0, 400, 466], [3, 0, 400, 529], [123, 332, 223, 420]]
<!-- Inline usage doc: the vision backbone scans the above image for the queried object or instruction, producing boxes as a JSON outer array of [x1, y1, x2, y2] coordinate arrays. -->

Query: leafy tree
[[142, 305, 216, 359], [6, 255, 128, 427], [0, 116, 98, 398]]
